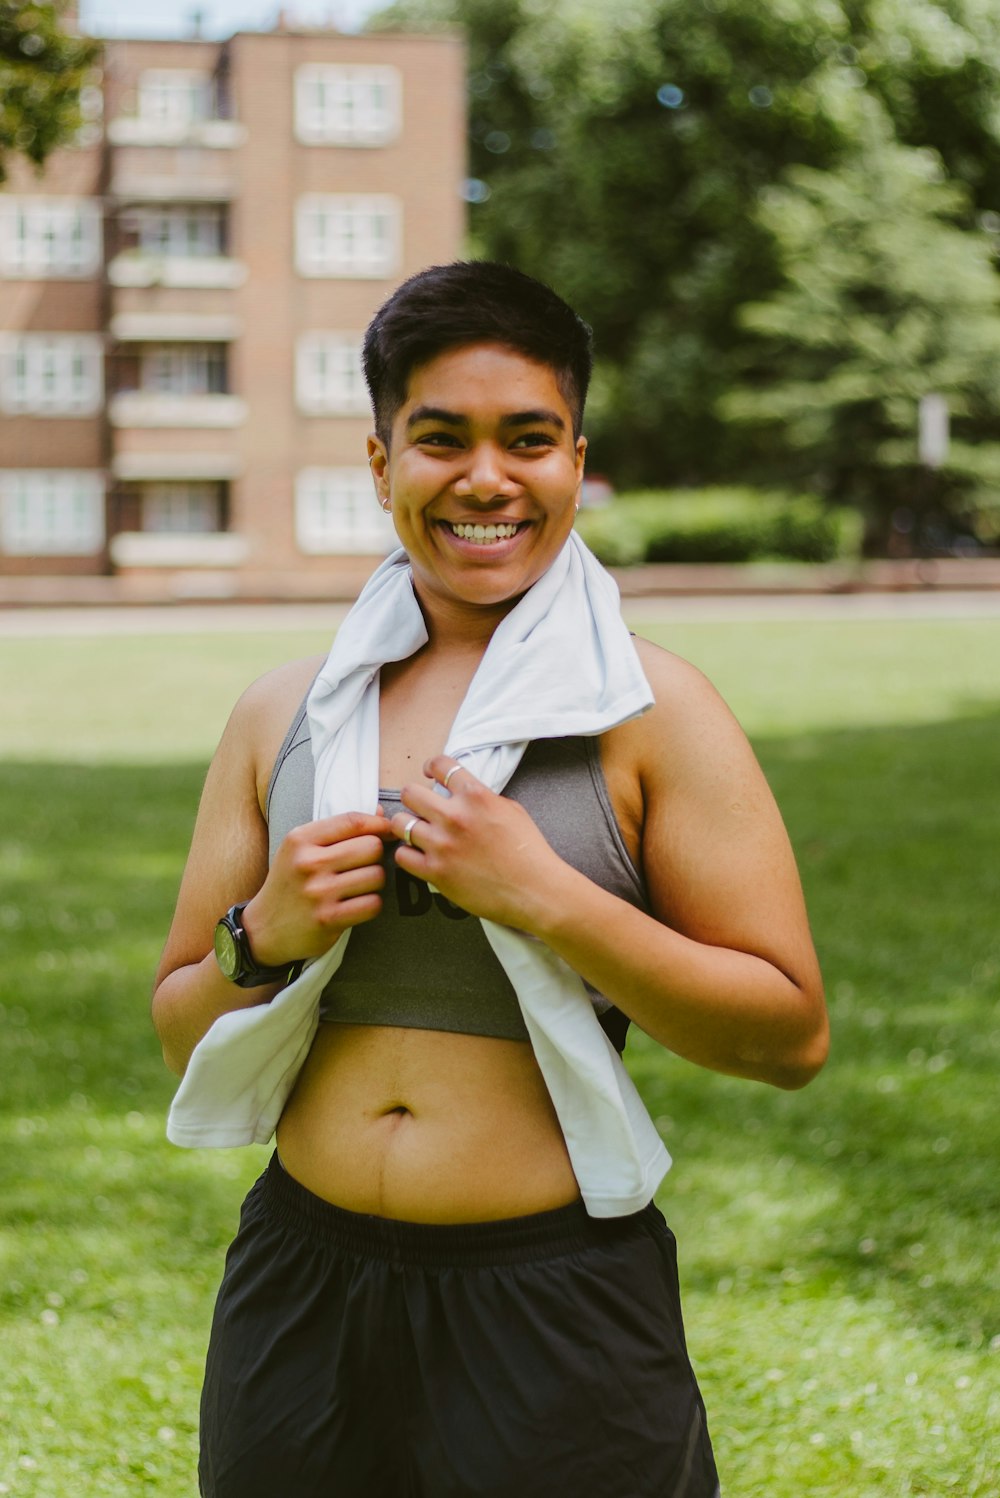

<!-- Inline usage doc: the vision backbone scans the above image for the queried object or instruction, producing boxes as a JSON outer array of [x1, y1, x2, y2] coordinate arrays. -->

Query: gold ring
[[402, 816, 419, 847], [442, 765, 460, 790]]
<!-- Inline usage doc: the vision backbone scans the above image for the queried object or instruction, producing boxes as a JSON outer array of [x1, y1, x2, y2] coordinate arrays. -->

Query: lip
[[437, 517, 532, 557], [442, 516, 526, 529]]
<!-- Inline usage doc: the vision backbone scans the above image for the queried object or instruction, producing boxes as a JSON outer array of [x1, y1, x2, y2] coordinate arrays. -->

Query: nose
[[452, 441, 520, 502]]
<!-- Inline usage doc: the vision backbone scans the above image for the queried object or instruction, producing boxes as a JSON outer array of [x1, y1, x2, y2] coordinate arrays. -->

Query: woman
[[153, 261, 827, 1497]]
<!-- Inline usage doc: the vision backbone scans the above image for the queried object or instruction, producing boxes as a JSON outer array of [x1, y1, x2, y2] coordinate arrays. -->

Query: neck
[[413, 581, 522, 655]]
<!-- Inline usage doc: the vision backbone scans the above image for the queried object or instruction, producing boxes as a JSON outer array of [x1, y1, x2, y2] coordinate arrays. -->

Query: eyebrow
[[406, 405, 567, 432]]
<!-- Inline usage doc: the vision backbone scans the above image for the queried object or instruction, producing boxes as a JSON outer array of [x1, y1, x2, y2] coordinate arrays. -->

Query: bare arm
[[151, 663, 390, 1076], [392, 642, 827, 1090]]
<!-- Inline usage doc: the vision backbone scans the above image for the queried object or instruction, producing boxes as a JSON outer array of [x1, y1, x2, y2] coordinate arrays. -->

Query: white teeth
[[450, 522, 519, 544]]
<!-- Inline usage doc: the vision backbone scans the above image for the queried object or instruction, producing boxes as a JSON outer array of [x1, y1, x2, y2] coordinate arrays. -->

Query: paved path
[[2, 589, 999, 636], [622, 590, 1000, 621]]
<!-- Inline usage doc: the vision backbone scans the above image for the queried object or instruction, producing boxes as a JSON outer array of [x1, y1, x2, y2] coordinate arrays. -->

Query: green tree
[[372, 0, 1000, 533], [722, 105, 1000, 552], [374, 0, 862, 486], [851, 0, 1000, 222], [0, 1, 101, 182]]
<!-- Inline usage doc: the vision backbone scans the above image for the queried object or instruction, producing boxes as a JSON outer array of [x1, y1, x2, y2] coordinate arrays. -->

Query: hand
[[392, 758, 566, 931], [242, 811, 393, 965]]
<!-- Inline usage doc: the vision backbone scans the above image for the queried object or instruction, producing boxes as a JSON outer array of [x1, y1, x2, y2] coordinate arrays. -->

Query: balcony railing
[[109, 314, 242, 342], [110, 173, 237, 203], [107, 118, 246, 149], [111, 452, 242, 481], [108, 392, 247, 428], [109, 531, 249, 567], [107, 253, 247, 289]]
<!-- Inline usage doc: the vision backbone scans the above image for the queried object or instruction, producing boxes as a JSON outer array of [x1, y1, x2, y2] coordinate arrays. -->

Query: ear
[[573, 435, 587, 509], [367, 434, 390, 503]]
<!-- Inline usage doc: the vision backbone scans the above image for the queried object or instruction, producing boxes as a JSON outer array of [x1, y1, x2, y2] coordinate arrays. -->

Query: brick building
[[0, 15, 465, 599]]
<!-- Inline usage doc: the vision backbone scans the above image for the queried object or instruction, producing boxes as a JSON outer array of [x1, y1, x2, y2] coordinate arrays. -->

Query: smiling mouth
[[448, 521, 523, 545]]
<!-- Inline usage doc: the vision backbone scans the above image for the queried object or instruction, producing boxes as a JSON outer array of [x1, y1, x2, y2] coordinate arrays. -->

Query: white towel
[[168, 533, 671, 1217]]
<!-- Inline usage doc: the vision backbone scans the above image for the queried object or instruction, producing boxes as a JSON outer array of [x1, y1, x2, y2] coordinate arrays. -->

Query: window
[[295, 468, 395, 554], [0, 334, 103, 416], [142, 483, 222, 533], [295, 195, 399, 279], [295, 65, 401, 146], [138, 70, 213, 128], [140, 345, 227, 395], [296, 334, 369, 415], [0, 198, 102, 279], [0, 471, 105, 555], [76, 77, 104, 148], [135, 205, 225, 258]]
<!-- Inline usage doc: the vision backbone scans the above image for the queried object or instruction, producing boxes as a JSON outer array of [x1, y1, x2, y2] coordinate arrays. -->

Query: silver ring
[[401, 816, 419, 847], [442, 765, 461, 790]]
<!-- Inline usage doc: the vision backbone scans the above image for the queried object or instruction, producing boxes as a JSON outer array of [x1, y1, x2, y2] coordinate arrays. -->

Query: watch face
[[214, 920, 240, 981]]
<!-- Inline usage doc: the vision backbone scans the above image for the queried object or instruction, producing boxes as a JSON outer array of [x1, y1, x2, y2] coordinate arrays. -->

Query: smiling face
[[368, 342, 586, 625]]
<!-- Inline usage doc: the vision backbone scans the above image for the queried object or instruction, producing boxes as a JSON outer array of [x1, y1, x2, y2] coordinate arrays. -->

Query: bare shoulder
[[625, 640, 815, 976], [631, 634, 730, 710], [234, 653, 325, 731], [597, 637, 745, 860], [624, 635, 750, 783], [220, 653, 326, 806]]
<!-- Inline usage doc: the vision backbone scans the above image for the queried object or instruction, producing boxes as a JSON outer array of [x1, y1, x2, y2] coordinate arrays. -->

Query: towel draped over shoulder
[[167, 533, 671, 1217]]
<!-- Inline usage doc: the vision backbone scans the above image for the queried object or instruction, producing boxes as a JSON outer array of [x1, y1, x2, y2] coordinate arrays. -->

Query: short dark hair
[[362, 260, 593, 444]]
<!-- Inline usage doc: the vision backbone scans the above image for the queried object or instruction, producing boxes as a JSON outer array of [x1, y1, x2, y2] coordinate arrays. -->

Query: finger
[[328, 892, 384, 930], [330, 833, 390, 871], [323, 862, 387, 901], [395, 784, 441, 824], [305, 865, 387, 936], [393, 842, 425, 876], [394, 812, 423, 850], [292, 832, 389, 875], [423, 756, 479, 794], [305, 812, 395, 845]]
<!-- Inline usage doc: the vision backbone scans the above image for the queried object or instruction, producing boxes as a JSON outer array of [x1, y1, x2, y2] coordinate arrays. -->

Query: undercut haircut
[[362, 261, 594, 445]]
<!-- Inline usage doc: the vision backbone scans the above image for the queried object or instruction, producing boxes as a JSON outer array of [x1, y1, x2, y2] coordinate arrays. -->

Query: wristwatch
[[213, 903, 303, 988]]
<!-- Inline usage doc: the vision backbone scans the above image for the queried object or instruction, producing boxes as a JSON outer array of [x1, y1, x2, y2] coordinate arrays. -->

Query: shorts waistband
[[261, 1153, 656, 1268]]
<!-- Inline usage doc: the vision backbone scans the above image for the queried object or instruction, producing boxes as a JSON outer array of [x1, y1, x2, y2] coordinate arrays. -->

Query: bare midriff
[[275, 1022, 581, 1223]]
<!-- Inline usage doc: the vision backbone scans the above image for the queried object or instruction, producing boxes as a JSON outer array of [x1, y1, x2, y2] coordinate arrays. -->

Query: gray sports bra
[[265, 695, 650, 1053]]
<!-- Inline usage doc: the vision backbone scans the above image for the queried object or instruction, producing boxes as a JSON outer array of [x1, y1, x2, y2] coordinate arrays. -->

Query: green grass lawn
[[1, 613, 998, 1496]]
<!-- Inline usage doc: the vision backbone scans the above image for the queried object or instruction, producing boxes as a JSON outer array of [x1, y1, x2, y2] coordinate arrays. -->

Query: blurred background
[[6, 0, 1000, 602], [1, 3, 998, 1495]]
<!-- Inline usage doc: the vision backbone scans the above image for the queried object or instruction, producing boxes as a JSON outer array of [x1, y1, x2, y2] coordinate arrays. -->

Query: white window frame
[[76, 78, 105, 148], [295, 194, 400, 279], [141, 482, 222, 534], [138, 69, 213, 128], [0, 334, 103, 416], [0, 470, 105, 555], [135, 204, 225, 259], [295, 467, 396, 554], [140, 345, 226, 396], [295, 333, 369, 416], [0, 197, 102, 279], [294, 64, 401, 147]]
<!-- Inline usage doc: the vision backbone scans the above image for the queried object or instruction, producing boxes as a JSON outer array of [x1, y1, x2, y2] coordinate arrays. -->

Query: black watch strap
[[214, 902, 304, 989]]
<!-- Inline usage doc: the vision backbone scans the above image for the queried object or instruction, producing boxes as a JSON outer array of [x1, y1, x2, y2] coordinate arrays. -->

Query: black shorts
[[199, 1154, 719, 1498]]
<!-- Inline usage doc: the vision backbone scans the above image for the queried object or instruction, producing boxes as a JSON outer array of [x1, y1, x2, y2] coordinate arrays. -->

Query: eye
[[415, 430, 464, 449], [510, 431, 557, 450]]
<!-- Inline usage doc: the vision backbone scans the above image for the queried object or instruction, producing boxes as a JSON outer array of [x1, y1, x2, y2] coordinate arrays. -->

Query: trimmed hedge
[[576, 487, 863, 566]]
